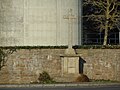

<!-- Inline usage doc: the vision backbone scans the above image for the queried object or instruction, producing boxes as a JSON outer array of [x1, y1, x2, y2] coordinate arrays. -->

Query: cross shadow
[[79, 57, 86, 74]]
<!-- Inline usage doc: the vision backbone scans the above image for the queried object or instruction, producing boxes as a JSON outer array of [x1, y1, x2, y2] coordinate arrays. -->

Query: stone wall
[[0, 49, 120, 84], [77, 49, 120, 81]]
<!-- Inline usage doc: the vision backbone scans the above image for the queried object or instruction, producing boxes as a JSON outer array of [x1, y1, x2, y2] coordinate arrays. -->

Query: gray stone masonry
[[0, 49, 120, 84]]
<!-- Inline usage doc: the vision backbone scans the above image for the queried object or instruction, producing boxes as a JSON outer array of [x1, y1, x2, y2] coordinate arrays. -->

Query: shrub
[[0, 48, 16, 70], [0, 49, 7, 70], [75, 74, 89, 82], [38, 71, 56, 84]]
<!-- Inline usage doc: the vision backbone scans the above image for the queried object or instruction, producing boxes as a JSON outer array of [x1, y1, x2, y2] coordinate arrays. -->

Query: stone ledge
[[60, 54, 80, 57]]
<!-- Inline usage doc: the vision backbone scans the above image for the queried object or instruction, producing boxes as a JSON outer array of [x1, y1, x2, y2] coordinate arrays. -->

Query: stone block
[[61, 55, 80, 75]]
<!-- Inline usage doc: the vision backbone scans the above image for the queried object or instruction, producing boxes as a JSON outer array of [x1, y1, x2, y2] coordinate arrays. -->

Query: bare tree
[[83, 0, 120, 45]]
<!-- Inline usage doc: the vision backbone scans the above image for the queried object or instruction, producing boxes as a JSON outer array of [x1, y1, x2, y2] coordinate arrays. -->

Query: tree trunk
[[103, 14, 109, 45], [103, 26, 108, 45], [103, 1, 109, 45]]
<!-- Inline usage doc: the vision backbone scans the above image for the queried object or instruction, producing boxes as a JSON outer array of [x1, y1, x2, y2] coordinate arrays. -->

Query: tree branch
[[109, 1, 116, 13], [93, 0, 106, 10]]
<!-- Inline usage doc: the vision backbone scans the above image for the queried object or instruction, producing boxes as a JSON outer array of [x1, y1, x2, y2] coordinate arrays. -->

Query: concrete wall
[[0, 49, 120, 84], [0, 0, 80, 46]]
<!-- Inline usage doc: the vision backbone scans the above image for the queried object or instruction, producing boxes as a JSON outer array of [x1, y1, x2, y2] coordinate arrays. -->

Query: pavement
[[0, 83, 120, 88]]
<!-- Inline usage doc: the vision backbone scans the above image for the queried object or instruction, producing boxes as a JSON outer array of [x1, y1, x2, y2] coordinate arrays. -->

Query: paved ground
[[0, 83, 120, 90], [0, 85, 120, 90]]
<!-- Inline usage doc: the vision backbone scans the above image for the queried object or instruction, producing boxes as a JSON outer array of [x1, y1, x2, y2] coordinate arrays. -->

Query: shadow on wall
[[79, 57, 86, 74]]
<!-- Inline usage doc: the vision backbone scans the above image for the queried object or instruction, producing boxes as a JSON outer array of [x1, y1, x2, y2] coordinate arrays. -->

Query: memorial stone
[[61, 9, 80, 76]]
